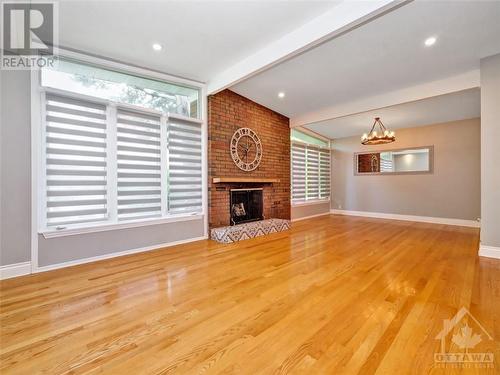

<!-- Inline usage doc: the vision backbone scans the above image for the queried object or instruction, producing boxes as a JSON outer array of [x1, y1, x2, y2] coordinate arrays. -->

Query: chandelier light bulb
[[361, 117, 396, 145]]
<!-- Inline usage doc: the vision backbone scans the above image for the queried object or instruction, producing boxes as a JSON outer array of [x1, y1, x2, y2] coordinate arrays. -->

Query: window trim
[[31, 49, 208, 243], [49, 48, 205, 91], [291, 199, 330, 208], [41, 213, 204, 239]]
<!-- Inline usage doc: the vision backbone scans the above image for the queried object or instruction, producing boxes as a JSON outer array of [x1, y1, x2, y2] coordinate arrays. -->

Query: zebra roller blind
[[167, 117, 203, 214], [42, 92, 203, 230], [291, 143, 306, 201], [116, 109, 162, 221], [291, 142, 331, 203], [45, 94, 108, 227]]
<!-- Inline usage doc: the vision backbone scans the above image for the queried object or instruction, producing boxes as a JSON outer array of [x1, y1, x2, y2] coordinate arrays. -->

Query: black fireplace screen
[[230, 189, 263, 225]]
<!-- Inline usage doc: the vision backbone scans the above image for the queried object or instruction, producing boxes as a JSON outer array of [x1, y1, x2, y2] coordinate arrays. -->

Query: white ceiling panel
[[58, 0, 339, 82], [231, 1, 500, 118], [304, 88, 480, 139]]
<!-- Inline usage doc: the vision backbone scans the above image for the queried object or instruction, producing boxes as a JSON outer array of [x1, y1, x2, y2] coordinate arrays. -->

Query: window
[[39, 58, 203, 232], [291, 129, 329, 147], [291, 130, 330, 204], [41, 57, 199, 118]]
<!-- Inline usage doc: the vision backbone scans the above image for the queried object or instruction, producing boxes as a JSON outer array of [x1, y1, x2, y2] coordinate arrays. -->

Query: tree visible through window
[[41, 58, 199, 118]]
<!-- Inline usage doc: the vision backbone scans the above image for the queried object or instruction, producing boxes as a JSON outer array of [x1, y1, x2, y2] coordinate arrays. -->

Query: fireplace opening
[[230, 188, 263, 225]]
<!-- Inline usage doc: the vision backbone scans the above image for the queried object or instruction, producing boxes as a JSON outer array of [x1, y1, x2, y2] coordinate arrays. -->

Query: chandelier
[[361, 117, 396, 145]]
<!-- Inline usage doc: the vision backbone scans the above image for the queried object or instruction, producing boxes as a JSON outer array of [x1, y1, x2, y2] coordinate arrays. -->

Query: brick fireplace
[[208, 90, 290, 228]]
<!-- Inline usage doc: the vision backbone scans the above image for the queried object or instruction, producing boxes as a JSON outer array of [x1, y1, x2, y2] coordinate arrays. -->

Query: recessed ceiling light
[[152, 43, 163, 51], [424, 36, 437, 47], [278, 92, 285, 98]]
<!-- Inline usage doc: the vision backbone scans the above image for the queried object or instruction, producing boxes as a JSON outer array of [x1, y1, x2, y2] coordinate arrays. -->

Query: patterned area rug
[[211, 219, 291, 243]]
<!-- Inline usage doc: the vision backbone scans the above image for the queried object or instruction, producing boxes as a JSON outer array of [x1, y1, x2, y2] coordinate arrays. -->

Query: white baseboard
[[34, 236, 208, 274], [291, 212, 330, 222], [479, 245, 500, 259], [330, 209, 480, 228], [0, 261, 32, 280]]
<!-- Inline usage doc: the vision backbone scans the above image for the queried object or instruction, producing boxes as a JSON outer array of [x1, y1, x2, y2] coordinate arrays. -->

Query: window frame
[[31, 49, 208, 239], [290, 130, 331, 207]]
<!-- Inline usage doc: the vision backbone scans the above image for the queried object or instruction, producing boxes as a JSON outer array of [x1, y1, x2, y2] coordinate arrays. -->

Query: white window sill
[[40, 213, 204, 239], [292, 200, 330, 207]]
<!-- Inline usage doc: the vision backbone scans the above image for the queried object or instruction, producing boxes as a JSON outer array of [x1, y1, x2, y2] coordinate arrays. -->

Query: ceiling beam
[[207, 0, 408, 94], [291, 69, 480, 127]]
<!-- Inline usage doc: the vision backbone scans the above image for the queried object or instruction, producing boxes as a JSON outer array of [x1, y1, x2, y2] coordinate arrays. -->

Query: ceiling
[[58, 0, 339, 82], [304, 88, 480, 139], [56, 0, 499, 139], [230, 0, 500, 134]]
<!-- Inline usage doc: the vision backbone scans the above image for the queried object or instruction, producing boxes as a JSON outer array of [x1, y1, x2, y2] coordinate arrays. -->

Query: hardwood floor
[[1, 215, 498, 374]]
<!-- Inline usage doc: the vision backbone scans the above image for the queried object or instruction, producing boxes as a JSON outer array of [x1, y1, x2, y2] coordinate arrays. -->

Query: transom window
[[39, 58, 203, 232], [291, 130, 331, 204], [42, 58, 199, 118]]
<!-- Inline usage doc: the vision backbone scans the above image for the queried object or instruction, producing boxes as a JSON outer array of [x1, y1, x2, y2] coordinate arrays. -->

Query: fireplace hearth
[[230, 188, 263, 225]]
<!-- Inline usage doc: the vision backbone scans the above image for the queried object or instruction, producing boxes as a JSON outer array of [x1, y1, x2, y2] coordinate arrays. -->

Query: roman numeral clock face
[[230, 127, 263, 171]]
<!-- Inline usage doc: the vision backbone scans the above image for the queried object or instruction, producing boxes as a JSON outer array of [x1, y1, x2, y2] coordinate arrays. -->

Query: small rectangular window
[[41, 58, 199, 119], [291, 129, 328, 147]]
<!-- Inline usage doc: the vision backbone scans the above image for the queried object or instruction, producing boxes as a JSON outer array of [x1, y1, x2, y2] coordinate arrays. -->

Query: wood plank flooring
[[1, 215, 498, 374]]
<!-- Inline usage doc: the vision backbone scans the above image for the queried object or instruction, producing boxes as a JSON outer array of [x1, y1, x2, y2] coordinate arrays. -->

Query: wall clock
[[230, 127, 263, 171]]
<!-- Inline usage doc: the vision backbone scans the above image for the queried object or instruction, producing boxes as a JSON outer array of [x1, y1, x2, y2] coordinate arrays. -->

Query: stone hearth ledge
[[211, 219, 291, 243]]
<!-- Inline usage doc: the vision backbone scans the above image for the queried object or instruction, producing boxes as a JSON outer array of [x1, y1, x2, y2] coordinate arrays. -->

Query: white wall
[[480, 53, 500, 248], [0, 69, 32, 265], [37, 219, 204, 267], [331, 119, 481, 221], [291, 202, 330, 220]]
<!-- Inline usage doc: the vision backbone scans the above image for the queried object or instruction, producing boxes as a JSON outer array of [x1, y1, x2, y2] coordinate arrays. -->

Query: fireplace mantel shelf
[[213, 177, 280, 184]]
